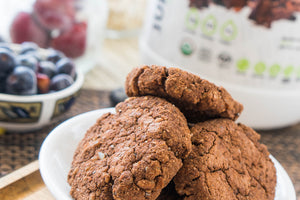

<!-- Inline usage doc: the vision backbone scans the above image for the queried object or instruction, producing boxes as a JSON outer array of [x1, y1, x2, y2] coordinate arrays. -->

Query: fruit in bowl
[[0, 42, 84, 132], [10, 0, 87, 58], [0, 42, 77, 95]]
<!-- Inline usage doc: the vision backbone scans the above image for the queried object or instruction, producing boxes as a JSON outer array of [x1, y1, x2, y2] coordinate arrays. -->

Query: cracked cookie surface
[[125, 65, 243, 123], [68, 96, 192, 200], [174, 119, 276, 200]]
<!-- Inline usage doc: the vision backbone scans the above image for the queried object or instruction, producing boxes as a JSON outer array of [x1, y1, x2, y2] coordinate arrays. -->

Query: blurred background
[[1, 0, 300, 129], [0, 0, 147, 80]]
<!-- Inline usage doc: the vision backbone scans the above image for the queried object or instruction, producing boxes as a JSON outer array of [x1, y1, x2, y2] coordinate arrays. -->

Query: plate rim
[[39, 108, 115, 200]]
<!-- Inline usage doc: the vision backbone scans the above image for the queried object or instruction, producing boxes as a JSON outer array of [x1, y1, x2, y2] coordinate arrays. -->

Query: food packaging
[[140, 0, 300, 129]]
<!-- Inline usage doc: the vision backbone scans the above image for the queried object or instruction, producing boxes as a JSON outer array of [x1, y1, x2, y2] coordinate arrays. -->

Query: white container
[[140, 0, 300, 129]]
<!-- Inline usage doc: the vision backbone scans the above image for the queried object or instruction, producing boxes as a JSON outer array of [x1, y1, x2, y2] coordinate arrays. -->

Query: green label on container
[[181, 42, 193, 55], [254, 62, 266, 75], [296, 68, 300, 79], [283, 66, 294, 78], [269, 64, 281, 77], [220, 20, 238, 41], [185, 8, 200, 30], [201, 15, 217, 36], [237, 59, 249, 72]]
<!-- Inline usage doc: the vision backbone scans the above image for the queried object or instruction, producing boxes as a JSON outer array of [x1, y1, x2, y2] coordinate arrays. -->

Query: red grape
[[33, 0, 75, 31], [50, 22, 87, 58], [10, 12, 49, 48], [37, 73, 51, 94]]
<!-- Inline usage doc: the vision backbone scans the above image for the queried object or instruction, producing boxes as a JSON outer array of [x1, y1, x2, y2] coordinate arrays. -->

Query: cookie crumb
[[98, 152, 105, 160]]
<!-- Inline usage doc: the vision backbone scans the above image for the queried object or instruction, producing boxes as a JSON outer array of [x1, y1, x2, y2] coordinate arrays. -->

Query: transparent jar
[[106, 0, 148, 38], [0, 0, 108, 74]]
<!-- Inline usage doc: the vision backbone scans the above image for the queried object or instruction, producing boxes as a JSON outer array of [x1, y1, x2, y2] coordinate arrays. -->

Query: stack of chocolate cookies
[[68, 65, 277, 200]]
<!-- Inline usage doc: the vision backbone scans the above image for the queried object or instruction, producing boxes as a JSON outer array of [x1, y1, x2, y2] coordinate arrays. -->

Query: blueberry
[[56, 58, 76, 79], [19, 42, 38, 55], [0, 79, 6, 93], [6, 66, 37, 95], [0, 43, 13, 52], [16, 54, 38, 72], [38, 61, 56, 78], [109, 88, 127, 106], [22, 50, 42, 61], [50, 74, 74, 91], [47, 49, 65, 64], [0, 48, 16, 78]]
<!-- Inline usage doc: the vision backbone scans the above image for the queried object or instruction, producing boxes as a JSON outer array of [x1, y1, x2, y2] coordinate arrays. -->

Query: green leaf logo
[[296, 68, 300, 79], [201, 15, 217, 36], [237, 59, 249, 72], [254, 62, 266, 75], [283, 66, 294, 78], [181, 42, 193, 55], [185, 8, 200, 30], [220, 20, 238, 41], [269, 64, 281, 77]]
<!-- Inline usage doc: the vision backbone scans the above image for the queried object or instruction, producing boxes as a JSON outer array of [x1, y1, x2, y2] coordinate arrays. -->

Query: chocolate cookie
[[213, 0, 247, 9], [125, 65, 243, 123], [174, 119, 276, 200], [68, 96, 192, 200]]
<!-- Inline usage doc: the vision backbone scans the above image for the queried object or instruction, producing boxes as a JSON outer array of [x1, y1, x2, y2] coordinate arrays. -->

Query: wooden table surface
[[82, 38, 140, 90]]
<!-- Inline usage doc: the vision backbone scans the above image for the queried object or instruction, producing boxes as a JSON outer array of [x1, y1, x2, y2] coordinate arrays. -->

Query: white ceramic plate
[[39, 108, 296, 200]]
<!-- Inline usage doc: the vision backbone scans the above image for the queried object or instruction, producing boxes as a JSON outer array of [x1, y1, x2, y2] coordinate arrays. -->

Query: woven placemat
[[0, 89, 299, 197]]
